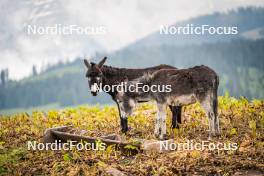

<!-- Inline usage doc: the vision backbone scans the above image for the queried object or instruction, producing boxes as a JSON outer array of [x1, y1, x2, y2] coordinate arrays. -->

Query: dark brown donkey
[[117, 66, 220, 139], [83, 57, 182, 133]]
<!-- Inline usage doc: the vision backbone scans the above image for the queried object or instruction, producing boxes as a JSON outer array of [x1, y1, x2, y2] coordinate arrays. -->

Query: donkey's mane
[[91, 62, 173, 78], [91, 62, 133, 76], [102, 65, 128, 76], [136, 72, 154, 85]]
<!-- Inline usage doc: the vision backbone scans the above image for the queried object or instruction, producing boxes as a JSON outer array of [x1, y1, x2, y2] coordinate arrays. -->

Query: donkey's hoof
[[154, 129, 160, 138], [154, 133, 160, 139], [121, 129, 128, 134], [208, 132, 221, 140], [159, 134, 169, 141], [215, 132, 221, 137], [215, 130, 221, 137], [171, 124, 180, 129]]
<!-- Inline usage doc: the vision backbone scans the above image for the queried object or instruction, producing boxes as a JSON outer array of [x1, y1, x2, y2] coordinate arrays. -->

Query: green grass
[[0, 103, 61, 115], [0, 103, 114, 116]]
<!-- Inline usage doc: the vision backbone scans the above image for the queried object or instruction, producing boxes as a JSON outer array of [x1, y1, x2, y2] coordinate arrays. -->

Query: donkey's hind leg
[[155, 103, 167, 140], [169, 105, 182, 129], [199, 92, 217, 139], [213, 89, 220, 135]]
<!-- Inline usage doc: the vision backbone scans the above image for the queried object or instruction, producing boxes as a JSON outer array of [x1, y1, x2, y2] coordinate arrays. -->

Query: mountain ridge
[[1, 7, 264, 111]]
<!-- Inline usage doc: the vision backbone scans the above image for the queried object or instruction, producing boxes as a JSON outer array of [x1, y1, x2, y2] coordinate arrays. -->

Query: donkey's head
[[84, 57, 107, 96]]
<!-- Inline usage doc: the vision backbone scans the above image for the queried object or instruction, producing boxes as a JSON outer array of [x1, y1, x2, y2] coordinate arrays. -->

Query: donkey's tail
[[213, 75, 219, 117]]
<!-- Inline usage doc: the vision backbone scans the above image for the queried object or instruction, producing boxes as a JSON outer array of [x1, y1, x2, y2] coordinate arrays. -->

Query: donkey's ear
[[122, 76, 128, 83], [98, 57, 107, 68], [84, 59, 91, 69]]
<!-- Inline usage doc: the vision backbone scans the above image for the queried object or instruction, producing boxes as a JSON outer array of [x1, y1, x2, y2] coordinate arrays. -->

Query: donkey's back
[[151, 65, 219, 98], [113, 64, 176, 80]]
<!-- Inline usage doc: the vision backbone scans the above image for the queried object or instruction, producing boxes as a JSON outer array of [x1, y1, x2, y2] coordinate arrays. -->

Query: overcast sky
[[0, 0, 264, 79]]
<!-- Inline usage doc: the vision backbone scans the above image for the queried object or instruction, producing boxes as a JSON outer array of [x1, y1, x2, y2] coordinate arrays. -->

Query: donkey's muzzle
[[91, 92, 98, 96]]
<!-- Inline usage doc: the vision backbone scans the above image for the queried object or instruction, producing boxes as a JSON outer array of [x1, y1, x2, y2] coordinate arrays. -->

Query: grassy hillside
[[130, 7, 264, 48], [1, 7, 264, 112], [0, 96, 263, 175], [111, 39, 264, 98], [1, 38, 264, 112], [0, 59, 113, 111]]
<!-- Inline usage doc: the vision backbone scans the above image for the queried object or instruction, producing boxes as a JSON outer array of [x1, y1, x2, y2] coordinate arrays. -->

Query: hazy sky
[[1, 0, 264, 79]]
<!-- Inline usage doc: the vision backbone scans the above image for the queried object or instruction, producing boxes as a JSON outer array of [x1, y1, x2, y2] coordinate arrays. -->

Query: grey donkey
[[116, 65, 220, 140]]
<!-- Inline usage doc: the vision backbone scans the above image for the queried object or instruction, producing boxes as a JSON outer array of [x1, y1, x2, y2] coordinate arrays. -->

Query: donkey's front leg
[[155, 103, 167, 140], [120, 111, 128, 133], [115, 101, 128, 133]]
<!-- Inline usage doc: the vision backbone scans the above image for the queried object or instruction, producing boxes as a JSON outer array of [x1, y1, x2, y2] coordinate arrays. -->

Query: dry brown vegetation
[[0, 95, 263, 175]]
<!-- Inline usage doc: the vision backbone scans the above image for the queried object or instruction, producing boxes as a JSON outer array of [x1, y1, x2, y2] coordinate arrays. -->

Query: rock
[[142, 139, 174, 152], [233, 170, 263, 176], [43, 126, 72, 143], [105, 167, 126, 176]]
